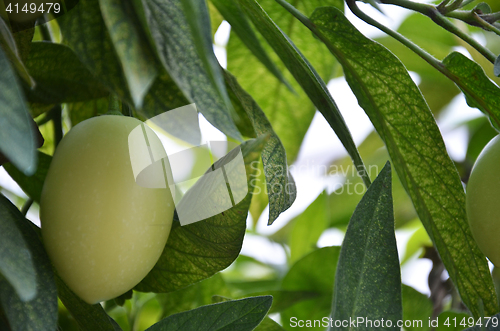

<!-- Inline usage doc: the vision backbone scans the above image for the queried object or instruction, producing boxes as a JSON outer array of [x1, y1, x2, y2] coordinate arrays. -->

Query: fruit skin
[[40, 115, 174, 304], [466, 135, 500, 267]]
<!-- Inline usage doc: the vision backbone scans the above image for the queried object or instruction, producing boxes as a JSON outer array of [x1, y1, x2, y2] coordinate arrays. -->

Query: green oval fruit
[[466, 135, 500, 267], [40, 115, 174, 304]]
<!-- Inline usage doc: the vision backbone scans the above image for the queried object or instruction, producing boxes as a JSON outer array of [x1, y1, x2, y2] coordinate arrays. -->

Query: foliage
[[1, 0, 500, 329]]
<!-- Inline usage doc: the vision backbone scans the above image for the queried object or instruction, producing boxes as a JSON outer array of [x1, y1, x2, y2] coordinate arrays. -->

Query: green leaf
[[227, 0, 343, 162], [0, 194, 37, 301], [210, 0, 291, 89], [98, 0, 158, 108], [68, 97, 109, 126], [237, 0, 369, 187], [375, 13, 459, 115], [57, 0, 131, 103], [225, 71, 295, 224], [157, 273, 231, 318], [23, 42, 109, 104], [0, 19, 34, 87], [3, 152, 51, 204], [0, 43, 37, 175], [12, 27, 34, 62], [137, 72, 190, 120], [255, 317, 286, 331], [132, 0, 241, 139], [180, 0, 235, 119], [442, 52, 500, 131], [289, 192, 328, 264], [331, 163, 402, 328], [55, 272, 122, 331], [466, 116, 498, 163], [147, 296, 272, 331], [0, 194, 57, 331], [402, 224, 432, 264], [135, 136, 267, 292], [402, 285, 432, 331], [211, 295, 286, 330], [308, 6, 497, 318], [280, 246, 340, 331]]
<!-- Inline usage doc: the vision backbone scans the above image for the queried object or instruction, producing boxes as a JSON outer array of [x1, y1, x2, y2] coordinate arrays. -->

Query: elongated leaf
[[55, 273, 122, 331], [3, 152, 52, 204], [135, 136, 267, 292], [0, 195, 57, 331], [375, 13, 459, 114], [132, 0, 241, 139], [280, 246, 340, 331], [0, 43, 37, 175], [237, 0, 369, 187], [307, 6, 497, 317], [23, 42, 109, 104], [180, 0, 234, 116], [12, 27, 34, 62], [289, 192, 327, 263], [402, 285, 432, 331], [211, 296, 286, 331], [331, 162, 401, 329], [210, 0, 291, 89], [99, 0, 157, 108], [57, 0, 131, 102], [0, 194, 37, 301], [227, 0, 343, 163], [137, 72, 190, 120], [225, 71, 295, 224], [0, 19, 34, 87], [147, 296, 272, 331], [442, 52, 500, 131]]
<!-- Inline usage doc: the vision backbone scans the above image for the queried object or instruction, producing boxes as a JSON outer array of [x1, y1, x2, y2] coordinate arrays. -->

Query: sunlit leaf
[[288, 192, 327, 264], [442, 52, 500, 131], [402, 285, 432, 331], [280, 246, 340, 331], [157, 273, 231, 318], [308, 6, 497, 318]]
